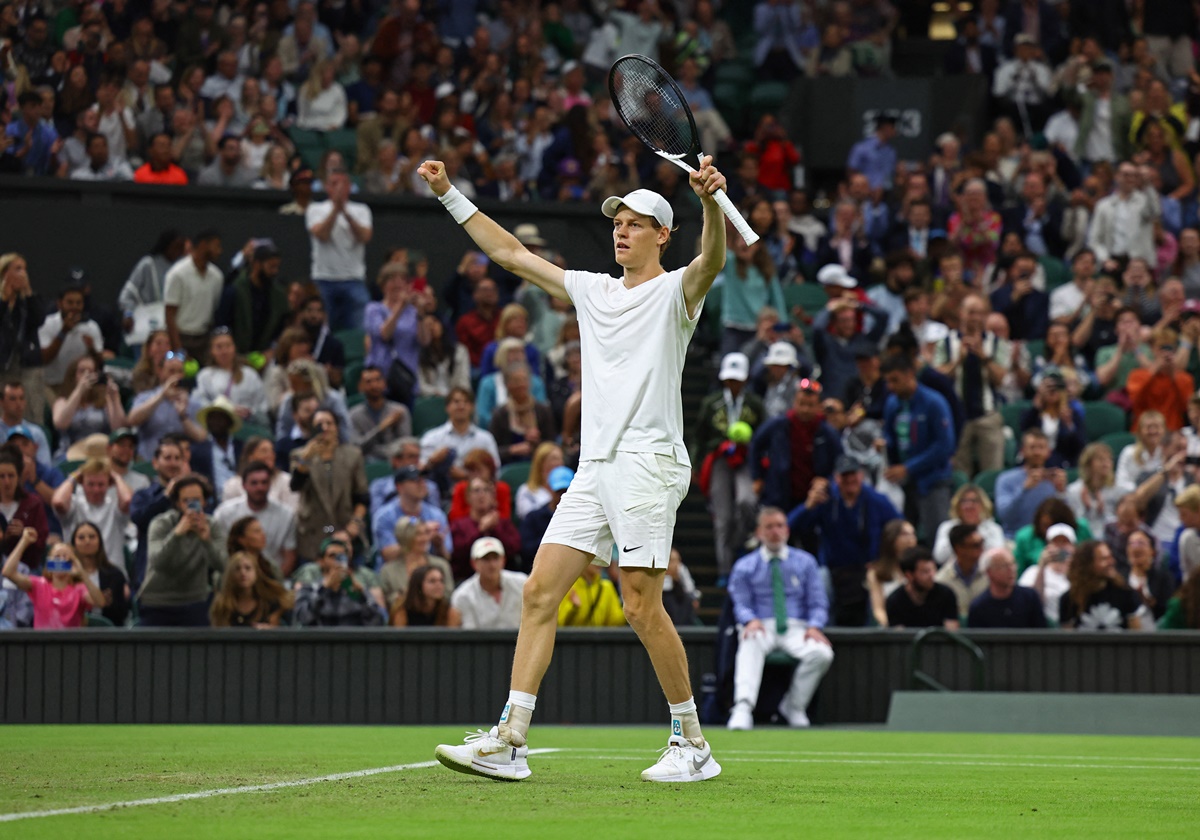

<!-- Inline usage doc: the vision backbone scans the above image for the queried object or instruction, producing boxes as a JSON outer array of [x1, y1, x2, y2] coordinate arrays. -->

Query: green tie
[[769, 557, 788, 635]]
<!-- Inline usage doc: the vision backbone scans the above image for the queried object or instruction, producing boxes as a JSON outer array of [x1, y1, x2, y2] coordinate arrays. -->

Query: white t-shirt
[[450, 570, 528, 629], [37, 312, 104, 386], [1018, 564, 1069, 624], [162, 256, 224, 335], [564, 267, 700, 465], [305, 199, 373, 281], [212, 497, 297, 575], [61, 486, 130, 575], [98, 106, 135, 163], [1049, 282, 1087, 322]]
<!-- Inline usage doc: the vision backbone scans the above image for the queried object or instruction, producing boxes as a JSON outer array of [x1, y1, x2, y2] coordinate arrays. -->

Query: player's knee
[[521, 576, 560, 619]]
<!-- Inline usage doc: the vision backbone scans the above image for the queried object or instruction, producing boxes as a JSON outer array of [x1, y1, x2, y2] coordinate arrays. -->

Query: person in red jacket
[[744, 114, 800, 197], [448, 476, 521, 584], [1127, 327, 1194, 430]]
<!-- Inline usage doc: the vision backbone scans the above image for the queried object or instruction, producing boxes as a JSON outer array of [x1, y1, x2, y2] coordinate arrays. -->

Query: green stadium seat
[[85, 612, 115, 627], [336, 328, 367, 364], [346, 393, 365, 408], [1039, 255, 1070, 290], [1097, 431, 1136, 458], [748, 80, 791, 121], [344, 361, 364, 397], [714, 61, 753, 87], [365, 460, 393, 482], [1000, 400, 1030, 434], [132, 461, 157, 478], [1083, 401, 1128, 440], [412, 395, 448, 435], [57, 459, 84, 476], [783, 282, 828, 321], [1025, 340, 1045, 363], [325, 128, 358, 171], [973, 468, 1004, 505], [951, 469, 970, 490], [236, 421, 273, 443], [498, 461, 531, 492]]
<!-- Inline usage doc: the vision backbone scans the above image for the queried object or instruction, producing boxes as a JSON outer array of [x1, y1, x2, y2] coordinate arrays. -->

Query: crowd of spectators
[[3, 0, 1200, 637]]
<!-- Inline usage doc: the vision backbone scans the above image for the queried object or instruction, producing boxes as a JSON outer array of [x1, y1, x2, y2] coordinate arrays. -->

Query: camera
[[1187, 455, 1200, 466], [186, 499, 202, 512], [335, 553, 348, 566], [95, 372, 108, 386]]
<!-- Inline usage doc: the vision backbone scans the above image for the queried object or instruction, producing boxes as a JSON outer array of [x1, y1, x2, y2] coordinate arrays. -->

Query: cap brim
[[602, 194, 668, 227]]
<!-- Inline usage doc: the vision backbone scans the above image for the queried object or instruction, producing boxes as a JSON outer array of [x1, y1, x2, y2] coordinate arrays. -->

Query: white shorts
[[540, 451, 690, 570]]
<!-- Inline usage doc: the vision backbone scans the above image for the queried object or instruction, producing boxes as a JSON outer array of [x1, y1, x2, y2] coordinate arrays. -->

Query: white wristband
[[438, 185, 478, 225]]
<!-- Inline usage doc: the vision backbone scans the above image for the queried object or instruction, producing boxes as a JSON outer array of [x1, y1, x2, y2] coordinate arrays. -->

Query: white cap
[[764, 341, 799, 367], [817, 263, 857, 288], [718, 352, 750, 382], [1045, 523, 1077, 544], [601, 189, 674, 230], [471, 536, 506, 560]]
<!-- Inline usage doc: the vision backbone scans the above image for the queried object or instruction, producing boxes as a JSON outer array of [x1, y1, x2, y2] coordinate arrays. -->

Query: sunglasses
[[211, 326, 231, 337], [799, 378, 823, 394], [164, 351, 187, 362]]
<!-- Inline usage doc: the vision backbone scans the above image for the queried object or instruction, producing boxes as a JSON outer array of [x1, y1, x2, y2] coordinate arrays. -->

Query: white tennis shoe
[[726, 703, 754, 731], [640, 735, 722, 783], [434, 727, 531, 781]]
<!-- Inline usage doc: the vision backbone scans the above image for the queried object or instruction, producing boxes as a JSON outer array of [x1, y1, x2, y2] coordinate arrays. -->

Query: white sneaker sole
[[641, 758, 722, 783], [434, 745, 531, 781]]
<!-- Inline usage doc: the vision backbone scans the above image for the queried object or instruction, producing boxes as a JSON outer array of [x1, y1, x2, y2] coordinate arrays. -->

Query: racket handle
[[712, 188, 760, 246]]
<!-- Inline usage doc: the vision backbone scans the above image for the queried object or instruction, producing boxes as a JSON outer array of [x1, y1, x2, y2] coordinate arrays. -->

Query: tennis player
[[420, 155, 728, 783]]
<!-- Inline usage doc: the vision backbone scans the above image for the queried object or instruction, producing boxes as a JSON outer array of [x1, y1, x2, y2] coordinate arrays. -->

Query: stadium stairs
[[676, 343, 723, 623]]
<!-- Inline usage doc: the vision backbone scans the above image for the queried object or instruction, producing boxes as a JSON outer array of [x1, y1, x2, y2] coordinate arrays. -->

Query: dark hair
[[85, 131, 106, 149], [17, 91, 42, 108], [899, 545, 935, 576], [880, 352, 915, 376], [168, 474, 211, 505], [240, 459, 273, 482], [163, 431, 191, 449], [948, 522, 978, 549], [71, 521, 117, 573], [1033, 497, 1076, 540], [148, 131, 171, 147], [226, 516, 256, 555], [0, 446, 27, 501], [151, 229, 184, 256], [153, 438, 183, 459], [447, 385, 474, 405], [193, 229, 221, 244], [1066, 539, 1126, 620], [210, 550, 293, 626], [400, 564, 451, 625]]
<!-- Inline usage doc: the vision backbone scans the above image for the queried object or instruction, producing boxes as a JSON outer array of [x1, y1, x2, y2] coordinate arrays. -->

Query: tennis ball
[[246, 351, 266, 370], [728, 421, 753, 444], [184, 359, 200, 379]]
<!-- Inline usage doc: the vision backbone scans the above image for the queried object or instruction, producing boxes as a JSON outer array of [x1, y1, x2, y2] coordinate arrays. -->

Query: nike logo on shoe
[[623, 544, 643, 552], [478, 746, 508, 757], [691, 754, 709, 773]]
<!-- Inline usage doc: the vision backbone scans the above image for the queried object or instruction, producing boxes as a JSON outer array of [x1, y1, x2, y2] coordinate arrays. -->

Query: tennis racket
[[608, 54, 759, 246]]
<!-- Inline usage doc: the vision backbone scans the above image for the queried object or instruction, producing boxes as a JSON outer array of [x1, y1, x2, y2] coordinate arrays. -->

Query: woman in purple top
[[364, 264, 430, 394]]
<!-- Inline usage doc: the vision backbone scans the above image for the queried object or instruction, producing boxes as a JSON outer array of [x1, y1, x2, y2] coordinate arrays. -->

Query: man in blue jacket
[[749, 381, 842, 515], [880, 352, 956, 542], [788, 454, 901, 626]]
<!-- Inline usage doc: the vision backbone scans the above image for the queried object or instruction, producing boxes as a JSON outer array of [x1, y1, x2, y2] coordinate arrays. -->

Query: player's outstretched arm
[[681, 154, 728, 317], [418, 160, 569, 301]]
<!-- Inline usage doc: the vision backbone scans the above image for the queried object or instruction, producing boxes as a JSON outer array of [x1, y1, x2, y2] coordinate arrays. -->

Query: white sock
[[668, 697, 704, 747], [498, 690, 536, 747]]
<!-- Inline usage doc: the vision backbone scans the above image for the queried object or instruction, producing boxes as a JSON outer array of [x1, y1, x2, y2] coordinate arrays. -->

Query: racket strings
[[612, 63, 694, 158]]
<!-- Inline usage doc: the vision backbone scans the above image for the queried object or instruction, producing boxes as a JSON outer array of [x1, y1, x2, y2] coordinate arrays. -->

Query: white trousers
[[733, 619, 834, 716]]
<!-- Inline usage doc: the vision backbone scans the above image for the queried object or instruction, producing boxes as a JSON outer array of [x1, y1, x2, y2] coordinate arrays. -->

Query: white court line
[[549, 754, 1200, 772], [0, 749, 561, 823], [567, 748, 1200, 764]]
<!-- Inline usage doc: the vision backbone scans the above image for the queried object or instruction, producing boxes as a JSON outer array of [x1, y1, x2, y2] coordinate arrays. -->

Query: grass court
[[1, 725, 1194, 838]]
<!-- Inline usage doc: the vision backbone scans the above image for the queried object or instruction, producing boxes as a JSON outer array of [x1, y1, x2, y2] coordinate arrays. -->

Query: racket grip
[[712, 188, 760, 246]]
